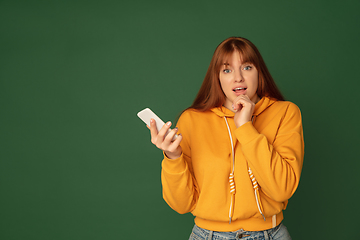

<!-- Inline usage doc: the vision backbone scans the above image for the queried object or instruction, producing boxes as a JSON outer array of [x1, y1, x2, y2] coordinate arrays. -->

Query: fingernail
[[232, 104, 234, 109], [150, 119, 154, 123], [174, 127, 178, 131], [166, 121, 171, 126]]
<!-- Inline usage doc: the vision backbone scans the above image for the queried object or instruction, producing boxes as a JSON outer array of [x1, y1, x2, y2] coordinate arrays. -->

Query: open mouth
[[233, 87, 247, 92]]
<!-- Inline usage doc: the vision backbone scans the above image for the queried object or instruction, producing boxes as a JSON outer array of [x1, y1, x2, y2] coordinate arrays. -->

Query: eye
[[243, 65, 252, 70], [223, 69, 232, 73]]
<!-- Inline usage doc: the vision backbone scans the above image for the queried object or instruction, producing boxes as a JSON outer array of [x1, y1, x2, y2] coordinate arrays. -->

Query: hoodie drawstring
[[224, 116, 266, 224], [248, 168, 266, 221], [224, 117, 235, 224]]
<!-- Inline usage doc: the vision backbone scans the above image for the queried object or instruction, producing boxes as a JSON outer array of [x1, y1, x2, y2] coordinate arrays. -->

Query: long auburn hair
[[189, 37, 284, 112]]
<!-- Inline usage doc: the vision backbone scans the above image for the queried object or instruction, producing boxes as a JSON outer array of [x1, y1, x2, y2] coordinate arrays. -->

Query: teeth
[[234, 88, 245, 91]]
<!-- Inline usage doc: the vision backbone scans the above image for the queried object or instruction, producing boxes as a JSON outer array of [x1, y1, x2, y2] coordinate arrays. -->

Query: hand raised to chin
[[232, 95, 256, 128]]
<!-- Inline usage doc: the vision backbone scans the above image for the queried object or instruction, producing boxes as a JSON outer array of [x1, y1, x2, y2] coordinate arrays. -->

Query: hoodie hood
[[253, 97, 277, 116], [210, 96, 277, 118]]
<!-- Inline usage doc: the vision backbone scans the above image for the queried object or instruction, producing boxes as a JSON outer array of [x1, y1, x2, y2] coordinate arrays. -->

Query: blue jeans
[[189, 222, 291, 240]]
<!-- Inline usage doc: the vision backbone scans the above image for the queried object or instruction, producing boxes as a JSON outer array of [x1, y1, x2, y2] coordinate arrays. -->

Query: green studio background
[[1, 0, 359, 239]]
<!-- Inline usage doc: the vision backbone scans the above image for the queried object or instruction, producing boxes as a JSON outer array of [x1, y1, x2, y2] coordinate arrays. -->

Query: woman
[[148, 37, 304, 240]]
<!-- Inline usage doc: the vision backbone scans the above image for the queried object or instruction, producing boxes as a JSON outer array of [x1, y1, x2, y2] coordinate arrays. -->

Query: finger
[[235, 94, 250, 102], [233, 95, 252, 110], [164, 127, 179, 142], [149, 118, 158, 134], [149, 119, 159, 144], [159, 127, 180, 152], [167, 134, 183, 152], [155, 121, 172, 145], [173, 133, 183, 145], [233, 97, 245, 110], [161, 129, 177, 151]]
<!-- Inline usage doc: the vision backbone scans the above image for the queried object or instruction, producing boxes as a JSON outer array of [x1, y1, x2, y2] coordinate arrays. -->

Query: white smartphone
[[137, 108, 178, 141]]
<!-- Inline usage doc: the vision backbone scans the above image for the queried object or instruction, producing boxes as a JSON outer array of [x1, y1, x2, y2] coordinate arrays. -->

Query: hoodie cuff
[[162, 152, 187, 174], [235, 121, 260, 145]]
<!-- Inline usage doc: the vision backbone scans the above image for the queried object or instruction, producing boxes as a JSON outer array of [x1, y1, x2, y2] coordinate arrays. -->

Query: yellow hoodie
[[161, 97, 304, 232]]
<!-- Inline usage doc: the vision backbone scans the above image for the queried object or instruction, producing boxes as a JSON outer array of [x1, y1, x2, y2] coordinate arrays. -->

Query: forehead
[[222, 51, 248, 65]]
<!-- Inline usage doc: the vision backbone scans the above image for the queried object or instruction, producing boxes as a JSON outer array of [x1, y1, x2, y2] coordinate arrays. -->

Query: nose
[[234, 69, 244, 82]]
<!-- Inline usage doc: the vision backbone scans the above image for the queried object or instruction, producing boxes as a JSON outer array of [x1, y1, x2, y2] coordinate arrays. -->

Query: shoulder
[[261, 100, 302, 124], [176, 109, 211, 140], [176, 108, 215, 129], [178, 108, 211, 121], [272, 100, 301, 114], [271, 101, 302, 125]]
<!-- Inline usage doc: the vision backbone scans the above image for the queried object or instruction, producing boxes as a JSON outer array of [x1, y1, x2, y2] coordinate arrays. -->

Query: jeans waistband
[[192, 222, 283, 240]]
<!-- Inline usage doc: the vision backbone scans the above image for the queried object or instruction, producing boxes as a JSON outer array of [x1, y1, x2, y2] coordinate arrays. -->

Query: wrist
[[165, 151, 182, 160], [235, 119, 251, 128]]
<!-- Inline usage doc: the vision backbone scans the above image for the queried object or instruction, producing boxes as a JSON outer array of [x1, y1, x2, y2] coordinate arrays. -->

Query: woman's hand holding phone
[[149, 119, 183, 159]]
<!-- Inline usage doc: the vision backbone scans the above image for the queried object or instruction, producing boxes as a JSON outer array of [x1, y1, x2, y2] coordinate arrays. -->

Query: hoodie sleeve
[[161, 111, 199, 214], [235, 102, 304, 203]]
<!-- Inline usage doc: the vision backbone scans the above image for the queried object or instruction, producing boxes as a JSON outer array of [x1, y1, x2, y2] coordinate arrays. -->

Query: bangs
[[214, 39, 259, 72]]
